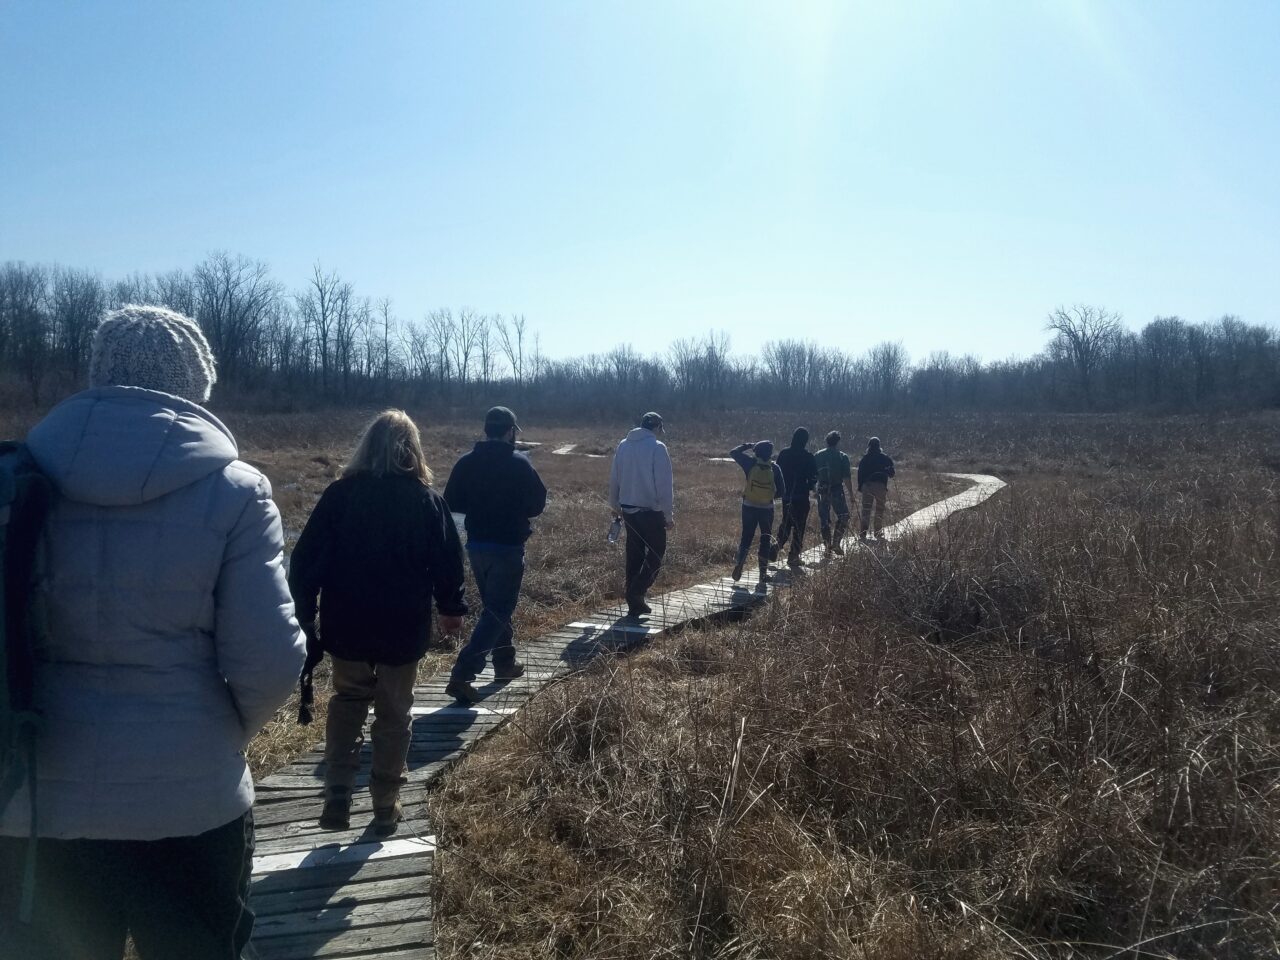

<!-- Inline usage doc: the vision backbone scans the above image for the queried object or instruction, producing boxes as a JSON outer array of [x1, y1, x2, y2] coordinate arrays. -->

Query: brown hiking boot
[[445, 679, 481, 704], [493, 662, 525, 682], [373, 800, 403, 836], [318, 787, 351, 830]]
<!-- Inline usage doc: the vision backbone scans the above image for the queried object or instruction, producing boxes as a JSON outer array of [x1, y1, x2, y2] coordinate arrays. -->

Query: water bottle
[[607, 516, 622, 544]]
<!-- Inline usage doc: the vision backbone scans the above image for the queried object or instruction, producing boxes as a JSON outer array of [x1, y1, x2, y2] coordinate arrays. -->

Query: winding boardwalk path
[[246, 473, 1006, 959]]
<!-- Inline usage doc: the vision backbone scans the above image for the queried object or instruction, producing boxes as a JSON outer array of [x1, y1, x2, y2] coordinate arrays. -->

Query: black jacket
[[857, 451, 896, 489], [775, 446, 817, 503], [443, 439, 547, 546], [289, 473, 467, 665]]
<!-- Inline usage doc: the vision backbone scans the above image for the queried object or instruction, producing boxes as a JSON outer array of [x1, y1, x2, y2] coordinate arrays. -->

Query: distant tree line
[[1, 256, 1276, 414]]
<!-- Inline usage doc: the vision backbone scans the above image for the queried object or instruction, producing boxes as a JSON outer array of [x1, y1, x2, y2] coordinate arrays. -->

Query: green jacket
[[813, 448, 851, 487]]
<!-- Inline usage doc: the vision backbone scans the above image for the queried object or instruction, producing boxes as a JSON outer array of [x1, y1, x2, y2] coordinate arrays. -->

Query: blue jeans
[[736, 504, 775, 564], [452, 546, 525, 683]]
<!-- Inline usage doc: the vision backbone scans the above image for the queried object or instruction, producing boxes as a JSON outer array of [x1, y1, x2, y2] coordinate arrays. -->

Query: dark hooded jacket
[[443, 439, 547, 546], [857, 447, 896, 489], [289, 473, 467, 665], [775, 429, 818, 503]]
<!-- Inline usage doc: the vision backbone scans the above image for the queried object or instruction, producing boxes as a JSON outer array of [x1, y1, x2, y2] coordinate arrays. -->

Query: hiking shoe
[[373, 800, 403, 836], [444, 679, 481, 704], [493, 662, 525, 682], [768, 543, 780, 562], [731, 560, 744, 582], [788, 555, 803, 569], [319, 788, 351, 831], [626, 607, 649, 620], [832, 542, 845, 556]]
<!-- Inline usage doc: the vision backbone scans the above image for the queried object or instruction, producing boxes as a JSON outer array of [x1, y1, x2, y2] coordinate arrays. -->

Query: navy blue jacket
[[444, 439, 547, 547], [856, 451, 896, 489], [776, 446, 817, 503]]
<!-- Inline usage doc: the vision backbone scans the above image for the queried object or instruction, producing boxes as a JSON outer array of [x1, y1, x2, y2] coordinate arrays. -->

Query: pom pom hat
[[89, 305, 217, 403]]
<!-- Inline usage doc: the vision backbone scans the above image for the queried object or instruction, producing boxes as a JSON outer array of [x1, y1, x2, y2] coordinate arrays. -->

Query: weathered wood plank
[[253, 820, 434, 857], [252, 855, 430, 896], [252, 896, 429, 940], [253, 875, 429, 917], [248, 920, 432, 959]]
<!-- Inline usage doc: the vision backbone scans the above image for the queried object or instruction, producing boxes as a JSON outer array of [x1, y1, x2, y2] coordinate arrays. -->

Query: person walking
[[857, 436, 896, 541], [0, 306, 305, 960], [728, 441, 786, 584], [289, 410, 467, 835], [772, 427, 818, 568], [814, 430, 855, 554], [442, 406, 547, 704], [608, 412, 674, 618]]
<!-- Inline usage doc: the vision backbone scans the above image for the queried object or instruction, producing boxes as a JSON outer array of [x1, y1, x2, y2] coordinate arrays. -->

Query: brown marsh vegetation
[[427, 413, 1280, 959]]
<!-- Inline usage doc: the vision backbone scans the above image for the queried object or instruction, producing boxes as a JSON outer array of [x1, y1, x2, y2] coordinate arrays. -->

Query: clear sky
[[2, 1, 1277, 362]]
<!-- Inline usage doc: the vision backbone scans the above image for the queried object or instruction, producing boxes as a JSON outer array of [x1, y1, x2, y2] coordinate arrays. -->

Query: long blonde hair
[[343, 409, 434, 485]]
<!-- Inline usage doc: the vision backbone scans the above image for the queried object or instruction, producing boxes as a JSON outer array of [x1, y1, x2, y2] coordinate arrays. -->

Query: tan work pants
[[860, 481, 889, 537], [324, 657, 418, 807]]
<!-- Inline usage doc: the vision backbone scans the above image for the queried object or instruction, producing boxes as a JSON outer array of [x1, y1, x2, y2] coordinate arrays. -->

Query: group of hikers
[[0, 305, 895, 959], [724, 427, 896, 585]]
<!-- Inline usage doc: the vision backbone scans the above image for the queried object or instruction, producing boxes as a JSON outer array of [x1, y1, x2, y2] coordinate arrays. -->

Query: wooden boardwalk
[[246, 473, 1006, 959]]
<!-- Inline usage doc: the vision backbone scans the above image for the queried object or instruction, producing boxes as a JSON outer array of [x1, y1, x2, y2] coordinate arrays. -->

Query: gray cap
[[89, 305, 217, 403], [640, 411, 664, 431]]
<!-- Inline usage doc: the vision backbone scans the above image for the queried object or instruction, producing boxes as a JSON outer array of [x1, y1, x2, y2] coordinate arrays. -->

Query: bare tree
[[1, 262, 51, 401], [50, 266, 105, 384], [1046, 305, 1122, 407], [495, 314, 528, 384], [193, 253, 280, 383], [296, 265, 353, 395]]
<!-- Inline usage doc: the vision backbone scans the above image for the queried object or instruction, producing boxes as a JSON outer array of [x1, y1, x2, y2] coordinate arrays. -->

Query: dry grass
[[429, 417, 1280, 959]]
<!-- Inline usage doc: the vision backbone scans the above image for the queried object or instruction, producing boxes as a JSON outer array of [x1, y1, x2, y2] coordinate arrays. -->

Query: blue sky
[[2, 1, 1277, 362]]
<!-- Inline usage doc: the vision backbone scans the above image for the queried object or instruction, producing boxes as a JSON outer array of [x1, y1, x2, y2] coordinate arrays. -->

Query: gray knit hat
[[89, 305, 217, 403]]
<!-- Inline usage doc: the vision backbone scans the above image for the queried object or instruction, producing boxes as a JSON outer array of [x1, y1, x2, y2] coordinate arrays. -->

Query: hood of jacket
[[470, 438, 520, 462], [26, 386, 239, 507], [789, 428, 809, 450], [625, 426, 659, 445]]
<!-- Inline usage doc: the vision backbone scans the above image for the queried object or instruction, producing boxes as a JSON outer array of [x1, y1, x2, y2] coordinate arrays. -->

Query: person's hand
[[439, 615, 465, 636], [665, 517, 676, 530]]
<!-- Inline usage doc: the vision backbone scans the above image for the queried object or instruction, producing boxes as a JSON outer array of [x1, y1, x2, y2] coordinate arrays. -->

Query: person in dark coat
[[856, 436, 897, 540], [289, 410, 467, 834], [772, 427, 818, 568], [442, 406, 547, 704]]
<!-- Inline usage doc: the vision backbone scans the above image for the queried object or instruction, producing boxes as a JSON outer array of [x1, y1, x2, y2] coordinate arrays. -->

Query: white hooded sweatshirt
[[608, 427, 674, 522]]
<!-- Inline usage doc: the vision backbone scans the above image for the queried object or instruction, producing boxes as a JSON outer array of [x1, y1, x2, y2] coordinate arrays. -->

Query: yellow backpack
[[742, 461, 776, 506]]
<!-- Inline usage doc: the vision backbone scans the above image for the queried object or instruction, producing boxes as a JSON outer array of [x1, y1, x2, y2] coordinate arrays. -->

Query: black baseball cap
[[484, 406, 521, 433], [640, 411, 664, 431]]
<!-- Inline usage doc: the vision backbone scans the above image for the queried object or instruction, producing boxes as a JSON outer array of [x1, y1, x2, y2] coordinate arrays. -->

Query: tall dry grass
[[431, 453, 1280, 957]]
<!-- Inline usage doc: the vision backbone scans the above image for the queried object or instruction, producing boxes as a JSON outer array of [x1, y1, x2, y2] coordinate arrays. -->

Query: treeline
[[1, 255, 1276, 414]]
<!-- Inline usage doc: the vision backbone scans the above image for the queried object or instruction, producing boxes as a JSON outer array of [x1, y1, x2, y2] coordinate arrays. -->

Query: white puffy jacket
[[608, 427, 674, 521], [0, 387, 305, 840]]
